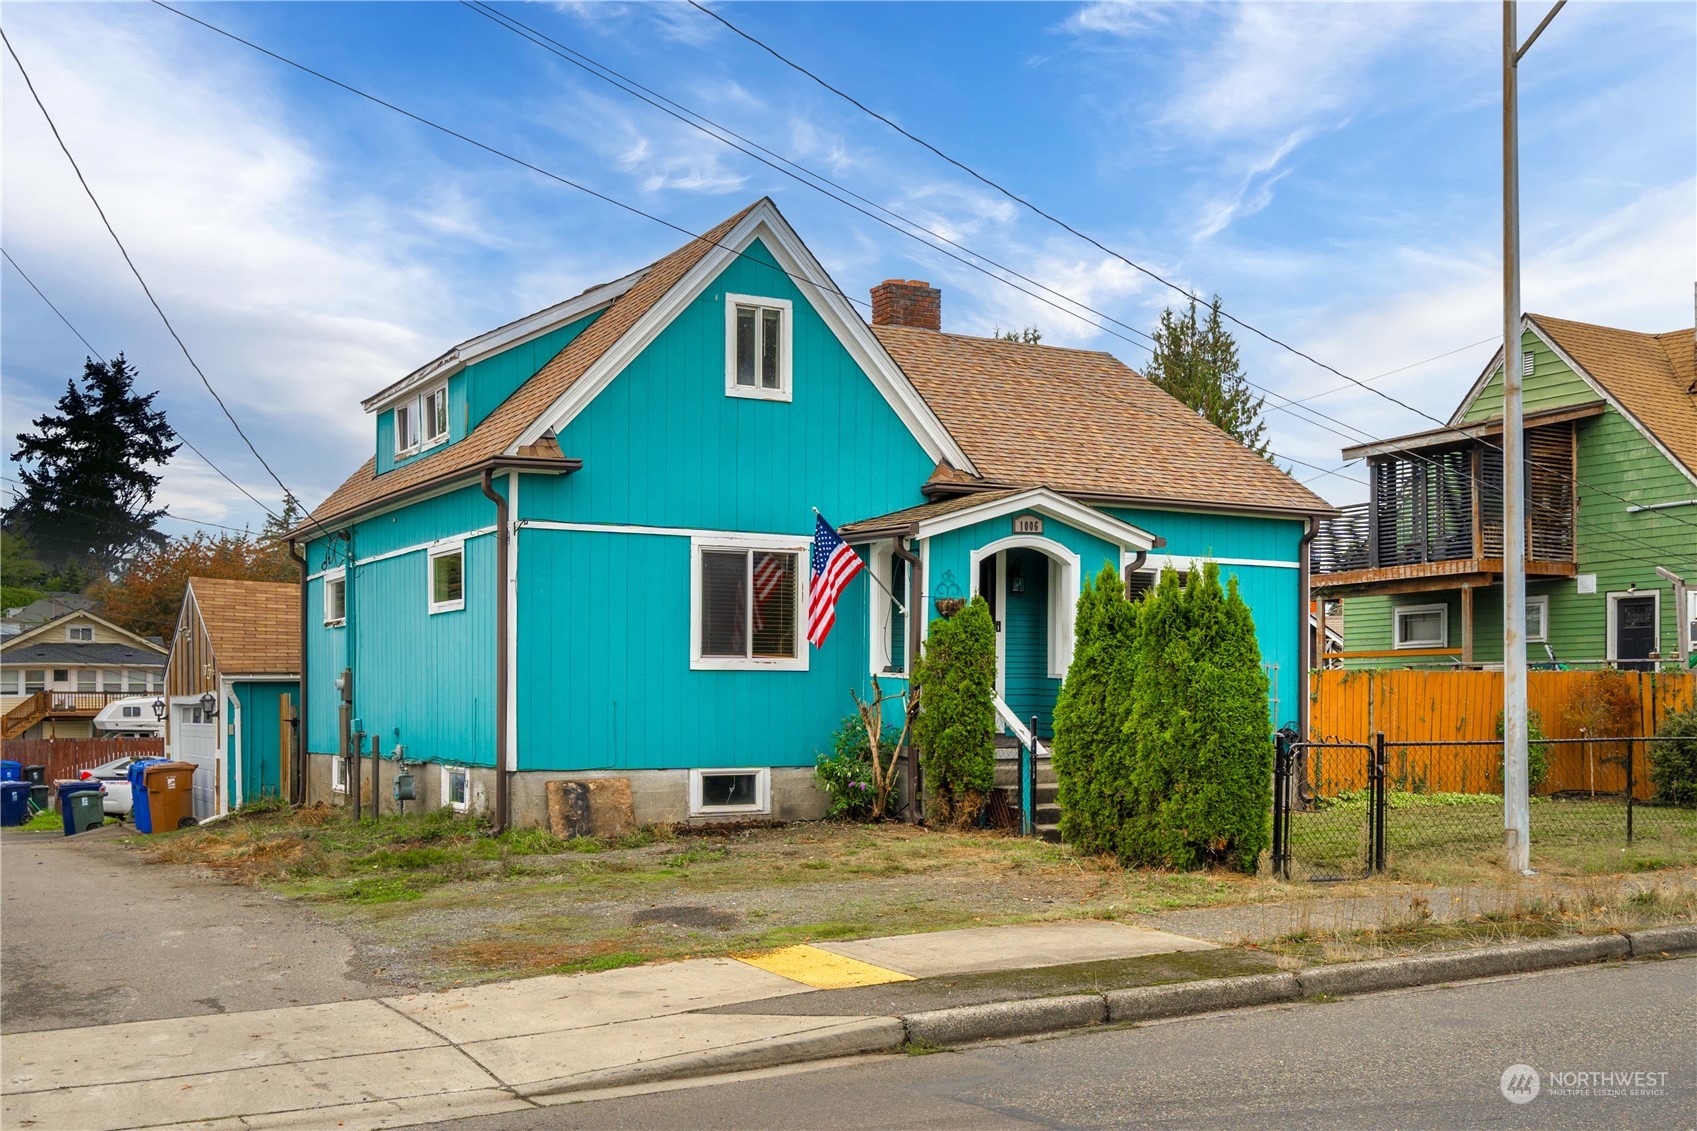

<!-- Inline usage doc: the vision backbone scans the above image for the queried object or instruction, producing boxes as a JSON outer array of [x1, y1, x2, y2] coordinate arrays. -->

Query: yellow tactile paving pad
[[735, 945, 915, 990]]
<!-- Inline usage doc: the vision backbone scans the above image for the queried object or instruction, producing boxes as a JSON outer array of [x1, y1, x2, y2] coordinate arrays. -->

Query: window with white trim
[[393, 383, 450, 457], [724, 294, 792, 401], [1525, 596, 1549, 644], [23, 670, 45, 693], [331, 752, 348, 794], [0, 670, 18, 695], [324, 570, 347, 626], [66, 624, 93, 642], [442, 765, 470, 812], [1394, 604, 1448, 649], [691, 539, 807, 670], [870, 545, 910, 676], [690, 767, 769, 816], [77, 669, 96, 692], [103, 669, 122, 693], [428, 543, 465, 614], [126, 669, 148, 693]]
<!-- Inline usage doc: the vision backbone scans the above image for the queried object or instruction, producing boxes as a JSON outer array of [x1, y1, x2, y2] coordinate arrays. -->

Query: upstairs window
[[66, 625, 93, 642], [24, 670, 45, 693], [429, 543, 465, 614], [77, 669, 97, 692], [324, 570, 347, 626], [393, 384, 450, 457], [724, 294, 792, 402], [691, 540, 806, 670]]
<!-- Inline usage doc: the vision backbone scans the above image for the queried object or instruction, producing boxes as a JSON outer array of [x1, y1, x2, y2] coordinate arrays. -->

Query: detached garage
[[164, 578, 300, 817]]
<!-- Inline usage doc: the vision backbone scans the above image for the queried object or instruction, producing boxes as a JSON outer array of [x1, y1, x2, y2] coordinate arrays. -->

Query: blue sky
[[3, 1, 1692, 534]]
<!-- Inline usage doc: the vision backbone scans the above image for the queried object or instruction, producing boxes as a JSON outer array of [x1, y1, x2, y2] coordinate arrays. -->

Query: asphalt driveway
[[0, 824, 403, 1034]]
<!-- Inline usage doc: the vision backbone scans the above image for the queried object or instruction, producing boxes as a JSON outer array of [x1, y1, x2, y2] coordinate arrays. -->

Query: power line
[[0, 245, 293, 523], [1, 26, 306, 528]]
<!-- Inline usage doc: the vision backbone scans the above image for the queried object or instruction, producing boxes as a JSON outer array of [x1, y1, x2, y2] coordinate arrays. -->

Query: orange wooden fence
[[1308, 669, 1697, 800], [0, 737, 165, 782]]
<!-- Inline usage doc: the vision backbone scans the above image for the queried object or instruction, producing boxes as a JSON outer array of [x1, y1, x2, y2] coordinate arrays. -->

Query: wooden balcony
[[2, 691, 135, 741]]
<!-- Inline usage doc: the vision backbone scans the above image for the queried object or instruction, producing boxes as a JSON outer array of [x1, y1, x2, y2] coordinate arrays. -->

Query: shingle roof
[[1531, 314, 1697, 477], [188, 578, 299, 676], [839, 488, 1024, 537], [303, 203, 763, 532], [872, 325, 1335, 516], [0, 643, 166, 667]]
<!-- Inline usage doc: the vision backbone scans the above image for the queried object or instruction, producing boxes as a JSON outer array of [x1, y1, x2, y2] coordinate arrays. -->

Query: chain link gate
[[1273, 729, 1387, 882]]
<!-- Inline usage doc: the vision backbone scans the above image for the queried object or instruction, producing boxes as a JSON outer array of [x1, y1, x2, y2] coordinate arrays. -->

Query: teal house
[[293, 199, 1332, 827]]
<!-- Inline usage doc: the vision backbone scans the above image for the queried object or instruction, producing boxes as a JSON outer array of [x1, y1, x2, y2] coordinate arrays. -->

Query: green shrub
[[1495, 708, 1552, 792], [1120, 564, 1272, 872], [814, 715, 900, 820], [1051, 564, 1138, 854], [912, 595, 996, 828], [1650, 705, 1697, 808]]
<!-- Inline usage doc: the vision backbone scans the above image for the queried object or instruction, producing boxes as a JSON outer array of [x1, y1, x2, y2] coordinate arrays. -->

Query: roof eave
[[289, 454, 581, 540]]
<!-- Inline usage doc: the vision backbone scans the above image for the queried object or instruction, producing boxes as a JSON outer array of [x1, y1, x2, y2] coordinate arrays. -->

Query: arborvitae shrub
[[912, 595, 997, 827], [1650, 705, 1697, 808], [1051, 564, 1138, 854]]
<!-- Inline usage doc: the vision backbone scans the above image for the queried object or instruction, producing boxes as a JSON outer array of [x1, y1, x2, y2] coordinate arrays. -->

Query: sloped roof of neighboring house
[[301, 203, 763, 531], [187, 578, 300, 676], [0, 608, 166, 654], [0, 642, 166, 666], [873, 325, 1335, 516], [1529, 315, 1697, 477], [5, 594, 99, 627]]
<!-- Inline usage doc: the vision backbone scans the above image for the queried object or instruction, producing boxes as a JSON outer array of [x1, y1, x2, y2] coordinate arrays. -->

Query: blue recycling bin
[[58, 781, 105, 835], [0, 781, 29, 826], [128, 758, 170, 833], [0, 761, 21, 782]]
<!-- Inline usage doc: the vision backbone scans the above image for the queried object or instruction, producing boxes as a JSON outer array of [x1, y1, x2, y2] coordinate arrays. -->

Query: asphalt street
[[419, 955, 1696, 1130], [0, 825, 393, 1033]]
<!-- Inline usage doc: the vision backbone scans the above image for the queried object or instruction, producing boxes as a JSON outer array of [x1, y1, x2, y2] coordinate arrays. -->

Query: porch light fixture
[[151, 697, 166, 722], [198, 691, 217, 717]]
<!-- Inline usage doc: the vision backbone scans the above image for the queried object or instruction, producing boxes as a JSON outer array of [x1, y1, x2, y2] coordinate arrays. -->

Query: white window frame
[[103, 669, 122, 693], [394, 399, 419, 457], [1525, 596, 1549, 644], [689, 767, 770, 816], [723, 294, 793, 402], [689, 534, 810, 672], [1604, 589, 1660, 663], [427, 541, 466, 615], [441, 764, 470, 813], [393, 383, 450, 458], [331, 752, 348, 795], [1393, 603, 1449, 649], [65, 624, 94, 642], [867, 540, 910, 677], [76, 669, 97, 692], [323, 569, 347, 627], [23, 670, 45, 693], [0, 670, 18, 695]]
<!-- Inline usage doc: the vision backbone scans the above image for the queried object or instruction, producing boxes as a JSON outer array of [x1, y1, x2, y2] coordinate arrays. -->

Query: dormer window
[[724, 294, 791, 402], [394, 384, 450, 457], [66, 625, 93, 642]]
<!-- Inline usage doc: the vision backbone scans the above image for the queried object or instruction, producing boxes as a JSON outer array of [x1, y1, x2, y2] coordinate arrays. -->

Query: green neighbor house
[[1312, 314, 1697, 671]]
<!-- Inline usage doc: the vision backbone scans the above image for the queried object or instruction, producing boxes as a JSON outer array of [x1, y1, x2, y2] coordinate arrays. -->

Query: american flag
[[807, 512, 863, 648]]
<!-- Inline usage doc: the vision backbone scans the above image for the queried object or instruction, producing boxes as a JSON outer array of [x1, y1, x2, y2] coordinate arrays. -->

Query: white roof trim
[[509, 200, 978, 475], [0, 608, 166, 654], [915, 486, 1155, 550], [1448, 317, 1697, 490], [361, 269, 649, 414]]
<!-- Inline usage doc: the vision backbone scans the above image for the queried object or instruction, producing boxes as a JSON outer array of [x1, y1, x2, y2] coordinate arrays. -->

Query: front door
[[1000, 548, 1057, 738], [1615, 596, 1657, 671]]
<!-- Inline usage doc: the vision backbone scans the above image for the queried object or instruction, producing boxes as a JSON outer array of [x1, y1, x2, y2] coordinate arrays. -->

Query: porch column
[[1461, 585, 1474, 666]]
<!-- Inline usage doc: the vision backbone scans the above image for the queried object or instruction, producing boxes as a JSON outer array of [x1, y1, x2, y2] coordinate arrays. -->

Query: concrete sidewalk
[[1, 920, 1209, 1131]]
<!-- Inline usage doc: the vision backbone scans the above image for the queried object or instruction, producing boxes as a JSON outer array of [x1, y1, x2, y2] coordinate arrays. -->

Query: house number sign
[[1013, 515, 1043, 535]]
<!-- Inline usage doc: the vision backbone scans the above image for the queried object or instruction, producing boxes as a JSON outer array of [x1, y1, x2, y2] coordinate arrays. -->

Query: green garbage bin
[[58, 781, 105, 835]]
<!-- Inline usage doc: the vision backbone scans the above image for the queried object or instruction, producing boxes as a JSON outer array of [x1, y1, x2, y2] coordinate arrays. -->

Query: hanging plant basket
[[934, 597, 967, 618]]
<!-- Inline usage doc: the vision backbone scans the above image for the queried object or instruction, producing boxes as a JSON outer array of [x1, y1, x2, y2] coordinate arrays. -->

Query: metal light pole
[[1503, 0, 1565, 875]]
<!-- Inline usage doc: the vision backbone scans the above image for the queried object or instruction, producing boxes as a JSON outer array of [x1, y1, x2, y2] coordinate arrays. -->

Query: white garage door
[[173, 712, 219, 819]]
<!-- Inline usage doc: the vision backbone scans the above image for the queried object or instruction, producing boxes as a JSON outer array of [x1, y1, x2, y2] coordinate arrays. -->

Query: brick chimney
[[871, 279, 941, 331]]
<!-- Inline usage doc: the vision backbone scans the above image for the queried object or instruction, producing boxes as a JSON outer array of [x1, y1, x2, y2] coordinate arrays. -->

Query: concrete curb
[[904, 994, 1107, 1046], [1105, 972, 1301, 1023], [1294, 933, 1629, 998], [1627, 922, 1697, 956], [517, 1017, 907, 1098]]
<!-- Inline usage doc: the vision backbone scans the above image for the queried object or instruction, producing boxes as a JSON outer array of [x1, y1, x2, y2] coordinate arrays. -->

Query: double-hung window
[[691, 538, 807, 670], [393, 384, 449, 457], [324, 570, 348, 626], [103, 669, 122, 692], [66, 625, 93, 642], [1525, 596, 1549, 644], [428, 543, 465, 614], [76, 669, 96, 692], [0, 670, 18, 695], [1393, 604, 1448, 649], [724, 294, 791, 401], [24, 670, 45, 694]]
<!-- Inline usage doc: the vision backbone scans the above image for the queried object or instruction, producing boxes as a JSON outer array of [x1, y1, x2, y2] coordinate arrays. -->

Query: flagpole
[[813, 506, 907, 615]]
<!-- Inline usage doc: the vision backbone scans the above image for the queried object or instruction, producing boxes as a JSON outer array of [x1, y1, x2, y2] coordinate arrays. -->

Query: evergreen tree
[[912, 596, 997, 827], [1147, 297, 1269, 459], [1121, 563, 1272, 871], [1051, 564, 1139, 854], [5, 355, 179, 573]]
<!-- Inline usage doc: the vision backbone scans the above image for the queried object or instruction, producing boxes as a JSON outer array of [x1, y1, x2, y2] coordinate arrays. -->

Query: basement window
[[442, 765, 470, 813], [690, 767, 769, 816], [1394, 604, 1448, 649]]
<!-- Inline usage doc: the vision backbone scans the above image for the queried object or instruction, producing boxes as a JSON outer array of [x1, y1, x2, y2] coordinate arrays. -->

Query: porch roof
[[841, 486, 1157, 551]]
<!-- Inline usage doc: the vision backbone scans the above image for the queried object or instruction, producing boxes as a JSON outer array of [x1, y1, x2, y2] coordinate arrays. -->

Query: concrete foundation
[[302, 754, 827, 827]]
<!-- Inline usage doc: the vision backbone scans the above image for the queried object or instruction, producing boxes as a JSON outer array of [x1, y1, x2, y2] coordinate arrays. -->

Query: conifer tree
[[1051, 564, 1138, 854], [1147, 297, 1269, 459], [912, 596, 997, 827]]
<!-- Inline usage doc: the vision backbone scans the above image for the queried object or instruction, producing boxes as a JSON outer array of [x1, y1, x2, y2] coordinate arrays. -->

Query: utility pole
[[1503, 0, 1565, 875]]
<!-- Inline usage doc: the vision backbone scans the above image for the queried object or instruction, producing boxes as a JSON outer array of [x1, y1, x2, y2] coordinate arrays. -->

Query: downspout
[[1124, 550, 1147, 596], [479, 468, 509, 835], [1298, 518, 1317, 742], [288, 539, 308, 806], [892, 530, 923, 824]]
